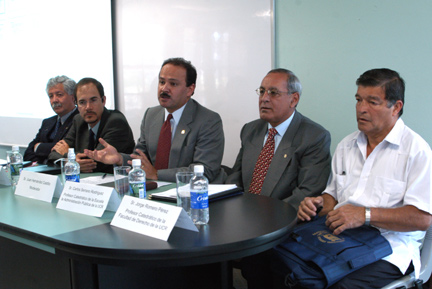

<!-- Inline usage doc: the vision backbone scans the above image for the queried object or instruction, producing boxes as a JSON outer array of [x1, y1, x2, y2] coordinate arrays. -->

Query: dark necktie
[[50, 118, 61, 141], [155, 114, 173, 170], [88, 129, 95, 150], [249, 128, 277, 194]]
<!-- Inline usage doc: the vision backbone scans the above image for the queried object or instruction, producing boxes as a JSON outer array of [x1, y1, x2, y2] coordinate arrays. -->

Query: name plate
[[15, 171, 61, 202], [111, 195, 198, 241], [56, 181, 114, 217]]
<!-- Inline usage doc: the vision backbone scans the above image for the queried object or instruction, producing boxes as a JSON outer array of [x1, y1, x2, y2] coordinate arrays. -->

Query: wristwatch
[[365, 207, 371, 226]]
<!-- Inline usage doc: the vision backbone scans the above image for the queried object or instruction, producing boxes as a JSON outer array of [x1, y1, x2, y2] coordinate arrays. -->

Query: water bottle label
[[190, 190, 209, 209], [10, 164, 23, 176], [130, 182, 146, 199], [65, 174, 80, 182]]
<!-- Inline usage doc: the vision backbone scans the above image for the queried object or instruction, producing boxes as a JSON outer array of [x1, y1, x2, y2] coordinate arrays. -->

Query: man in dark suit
[[227, 68, 331, 208], [48, 78, 135, 173], [227, 68, 332, 289], [24, 75, 79, 164], [85, 58, 225, 182]]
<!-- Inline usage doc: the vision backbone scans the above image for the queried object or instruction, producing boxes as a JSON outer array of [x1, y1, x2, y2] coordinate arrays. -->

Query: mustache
[[160, 92, 171, 98], [52, 103, 62, 109]]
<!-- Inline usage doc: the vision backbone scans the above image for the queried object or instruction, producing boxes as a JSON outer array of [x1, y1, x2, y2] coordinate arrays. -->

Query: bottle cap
[[67, 148, 75, 158], [194, 164, 204, 173], [132, 159, 141, 167], [12, 145, 19, 152]]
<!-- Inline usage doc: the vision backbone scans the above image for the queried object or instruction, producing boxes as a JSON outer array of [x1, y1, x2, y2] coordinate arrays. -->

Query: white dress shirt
[[324, 118, 432, 277], [264, 111, 295, 151]]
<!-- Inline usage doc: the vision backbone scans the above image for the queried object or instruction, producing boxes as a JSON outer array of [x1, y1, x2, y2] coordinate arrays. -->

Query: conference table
[[0, 173, 297, 289]]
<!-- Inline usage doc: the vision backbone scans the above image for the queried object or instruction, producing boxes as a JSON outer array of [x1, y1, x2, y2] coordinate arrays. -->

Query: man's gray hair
[[46, 75, 76, 95], [267, 68, 302, 96]]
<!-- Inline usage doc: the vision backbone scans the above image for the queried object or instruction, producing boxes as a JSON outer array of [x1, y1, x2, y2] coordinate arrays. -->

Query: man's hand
[[325, 204, 365, 235], [52, 140, 69, 155], [84, 138, 123, 166], [128, 148, 158, 180], [76, 153, 97, 173], [298, 196, 324, 222]]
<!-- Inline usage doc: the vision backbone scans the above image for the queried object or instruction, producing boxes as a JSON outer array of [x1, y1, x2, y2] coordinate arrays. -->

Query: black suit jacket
[[24, 109, 79, 163], [48, 108, 135, 173]]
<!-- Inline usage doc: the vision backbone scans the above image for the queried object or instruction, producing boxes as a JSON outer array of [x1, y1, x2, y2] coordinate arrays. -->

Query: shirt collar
[[59, 107, 77, 125], [164, 101, 188, 124], [267, 110, 295, 137], [383, 118, 404, 146], [356, 118, 404, 147], [88, 120, 101, 135]]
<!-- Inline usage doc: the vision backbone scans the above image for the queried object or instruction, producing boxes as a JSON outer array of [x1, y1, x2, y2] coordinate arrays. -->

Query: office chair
[[382, 225, 432, 289]]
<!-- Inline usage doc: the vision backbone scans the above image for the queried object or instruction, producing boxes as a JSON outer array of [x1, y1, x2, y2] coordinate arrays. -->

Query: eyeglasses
[[77, 97, 101, 107], [256, 88, 290, 98]]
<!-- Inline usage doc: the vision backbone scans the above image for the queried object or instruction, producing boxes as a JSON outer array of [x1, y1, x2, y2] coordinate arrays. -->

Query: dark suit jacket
[[226, 111, 331, 211], [24, 109, 79, 164], [123, 99, 225, 183], [48, 108, 135, 173]]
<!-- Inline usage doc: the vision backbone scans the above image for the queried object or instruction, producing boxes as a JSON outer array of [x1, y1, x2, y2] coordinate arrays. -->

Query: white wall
[[0, 0, 114, 148], [275, 0, 432, 152]]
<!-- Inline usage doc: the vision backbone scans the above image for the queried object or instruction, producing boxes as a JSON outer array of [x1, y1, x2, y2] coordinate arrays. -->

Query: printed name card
[[15, 171, 61, 202], [56, 181, 114, 217], [111, 196, 198, 241]]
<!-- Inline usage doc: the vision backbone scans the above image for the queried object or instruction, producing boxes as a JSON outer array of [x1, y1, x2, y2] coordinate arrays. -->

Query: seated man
[[226, 68, 331, 208], [48, 77, 135, 173], [297, 68, 432, 288], [226, 69, 331, 289], [85, 58, 225, 182], [24, 75, 78, 164]]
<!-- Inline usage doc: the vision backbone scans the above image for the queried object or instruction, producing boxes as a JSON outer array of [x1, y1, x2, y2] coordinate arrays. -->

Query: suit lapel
[[44, 116, 58, 141], [149, 108, 165, 163], [55, 109, 78, 141], [260, 112, 302, 197], [243, 121, 268, 187], [169, 100, 195, 167]]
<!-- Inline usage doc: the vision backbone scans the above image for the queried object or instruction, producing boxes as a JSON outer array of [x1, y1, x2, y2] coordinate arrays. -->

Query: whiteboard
[[114, 0, 273, 167], [0, 0, 114, 147]]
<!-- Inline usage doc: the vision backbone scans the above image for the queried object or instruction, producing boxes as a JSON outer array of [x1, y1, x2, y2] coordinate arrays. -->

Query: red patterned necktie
[[249, 128, 277, 194], [155, 114, 173, 170]]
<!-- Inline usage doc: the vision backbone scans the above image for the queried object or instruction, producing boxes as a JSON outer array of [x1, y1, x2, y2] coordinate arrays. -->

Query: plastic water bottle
[[190, 165, 209, 224], [129, 159, 146, 199], [64, 148, 80, 182], [10, 145, 23, 186]]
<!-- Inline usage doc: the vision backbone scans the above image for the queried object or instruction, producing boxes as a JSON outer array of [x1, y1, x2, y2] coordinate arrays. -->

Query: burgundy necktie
[[249, 128, 277, 194], [155, 114, 173, 170]]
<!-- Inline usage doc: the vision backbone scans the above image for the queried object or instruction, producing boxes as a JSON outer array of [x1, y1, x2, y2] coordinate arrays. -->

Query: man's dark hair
[[356, 68, 405, 116], [161, 57, 197, 87], [74, 77, 105, 102]]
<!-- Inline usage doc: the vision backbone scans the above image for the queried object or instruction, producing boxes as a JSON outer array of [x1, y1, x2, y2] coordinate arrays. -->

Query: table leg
[[220, 261, 233, 289]]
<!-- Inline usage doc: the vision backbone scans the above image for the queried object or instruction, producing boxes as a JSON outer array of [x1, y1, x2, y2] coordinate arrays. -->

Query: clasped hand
[[298, 196, 365, 235]]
